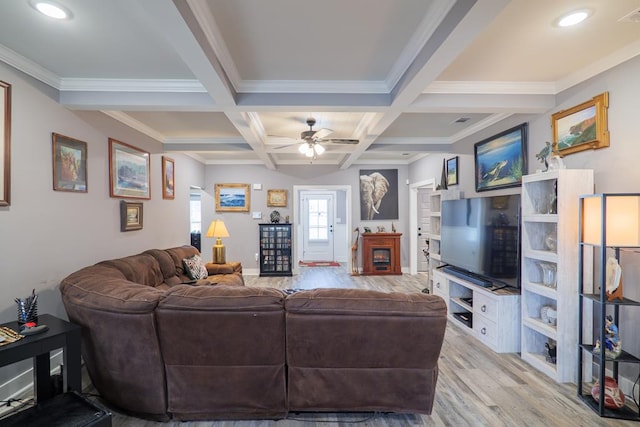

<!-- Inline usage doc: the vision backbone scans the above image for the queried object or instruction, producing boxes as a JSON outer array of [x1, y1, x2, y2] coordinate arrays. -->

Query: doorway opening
[[409, 178, 436, 275], [190, 186, 202, 251], [293, 185, 352, 274]]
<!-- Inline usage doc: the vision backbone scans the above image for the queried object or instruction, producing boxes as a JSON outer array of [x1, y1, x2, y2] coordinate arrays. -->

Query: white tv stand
[[432, 268, 521, 353]]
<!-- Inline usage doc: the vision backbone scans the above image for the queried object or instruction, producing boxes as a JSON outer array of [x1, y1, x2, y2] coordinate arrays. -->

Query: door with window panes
[[302, 192, 335, 261]]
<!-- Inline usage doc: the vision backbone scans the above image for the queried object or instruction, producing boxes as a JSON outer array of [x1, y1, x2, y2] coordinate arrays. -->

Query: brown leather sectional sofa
[[60, 245, 447, 421]]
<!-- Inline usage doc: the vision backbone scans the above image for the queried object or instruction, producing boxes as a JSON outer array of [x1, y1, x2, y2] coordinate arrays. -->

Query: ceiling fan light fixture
[[305, 148, 314, 158], [314, 143, 325, 155], [299, 142, 311, 154], [556, 9, 591, 27]]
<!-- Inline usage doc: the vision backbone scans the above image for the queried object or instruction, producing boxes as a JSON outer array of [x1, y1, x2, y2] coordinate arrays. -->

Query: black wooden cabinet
[[259, 224, 292, 276]]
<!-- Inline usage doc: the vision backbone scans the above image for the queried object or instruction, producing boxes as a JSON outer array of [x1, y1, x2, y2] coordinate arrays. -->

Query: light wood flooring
[[70, 267, 640, 425]]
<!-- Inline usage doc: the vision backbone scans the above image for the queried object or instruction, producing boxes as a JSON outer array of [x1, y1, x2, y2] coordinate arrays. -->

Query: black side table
[[0, 314, 81, 402]]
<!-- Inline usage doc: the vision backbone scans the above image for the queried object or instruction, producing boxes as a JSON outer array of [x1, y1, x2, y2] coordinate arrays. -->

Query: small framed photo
[[446, 156, 458, 187], [267, 189, 287, 207], [162, 156, 175, 200], [552, 92, 609, 156], [52, 133, 87, 193], [120, 200, 143, 231], [215, 183, 250, 212], [109, 138, 150, 199]]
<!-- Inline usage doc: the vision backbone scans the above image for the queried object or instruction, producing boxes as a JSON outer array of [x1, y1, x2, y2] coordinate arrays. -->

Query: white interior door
[[417, 188, 432, 272], [301, 192, 335, 261]]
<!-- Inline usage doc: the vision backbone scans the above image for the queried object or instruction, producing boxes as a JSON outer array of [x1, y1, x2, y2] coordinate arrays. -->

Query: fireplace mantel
[[361, 233, 401, 275]]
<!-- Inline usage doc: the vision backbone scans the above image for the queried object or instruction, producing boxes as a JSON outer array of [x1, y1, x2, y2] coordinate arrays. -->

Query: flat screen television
[[440, 194, 521, 288]]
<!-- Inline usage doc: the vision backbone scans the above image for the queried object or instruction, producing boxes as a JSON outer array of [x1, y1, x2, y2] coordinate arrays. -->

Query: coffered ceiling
[[0, 0, 639, 169]]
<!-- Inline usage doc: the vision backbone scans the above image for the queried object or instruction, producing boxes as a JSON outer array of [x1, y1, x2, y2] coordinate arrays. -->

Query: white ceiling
[[1, 0, 639, 168]]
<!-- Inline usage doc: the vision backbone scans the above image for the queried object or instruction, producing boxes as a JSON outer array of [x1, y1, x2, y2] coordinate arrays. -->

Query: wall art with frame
[[215, 183, 250, 212], [359, 169, 398, 220], [52, 133, 87, 193], [474, 123, 528, 192], [267, 189, 287, 207], [108, 138, 150, 199], [162, 156, 175, 200], [552, 92, 609, 157], [120, 200, 143, 231], [1, 80, 11, 206], [446, 156, 459, 186]]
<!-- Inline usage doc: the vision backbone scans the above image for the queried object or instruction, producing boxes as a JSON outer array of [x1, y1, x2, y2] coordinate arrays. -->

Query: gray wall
[[0, 62, 205, 323], [202, 164, 410, 271], [409, 55, 640, 391]]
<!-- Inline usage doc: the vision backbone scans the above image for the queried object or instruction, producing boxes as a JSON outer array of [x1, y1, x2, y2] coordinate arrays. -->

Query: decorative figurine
[[606, 257, 623, 301], [363, 227, 371, 233], [377, 226, 385, 232], [270, 210, 280, 223], [536, 141, 553, 171], [391, 222, 396, 233], [351, 227, 360, 276], [594, 315, 622, 359], [545, 340, 557, 364]]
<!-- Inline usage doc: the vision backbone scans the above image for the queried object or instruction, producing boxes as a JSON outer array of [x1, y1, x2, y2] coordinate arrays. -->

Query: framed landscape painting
[[52, 133, 87, 193], [267, 189, 287, 207], [216, 183, 250, 212], [108, 138, 150, 199], [446, 156, 458, 186], [552, 92, 609, 156], [1, 80, 11, 206], [120, 200, 143, 231], [474, 123, 528, 192], [162, 156, 175, 200]]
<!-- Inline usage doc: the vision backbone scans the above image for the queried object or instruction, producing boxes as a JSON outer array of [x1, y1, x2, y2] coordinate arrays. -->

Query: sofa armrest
[[205, 262, 242, 275]]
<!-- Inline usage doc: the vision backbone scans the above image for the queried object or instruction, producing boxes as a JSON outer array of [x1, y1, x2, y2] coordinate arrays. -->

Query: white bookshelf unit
[[428, 189, 462, 291], [433, 268, 520, 353], [520, 169, 593, 382]]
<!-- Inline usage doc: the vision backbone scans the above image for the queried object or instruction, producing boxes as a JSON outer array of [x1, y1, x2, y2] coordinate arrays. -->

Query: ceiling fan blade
[[319, 138, 360, 144], [311, 128, 333, 140]]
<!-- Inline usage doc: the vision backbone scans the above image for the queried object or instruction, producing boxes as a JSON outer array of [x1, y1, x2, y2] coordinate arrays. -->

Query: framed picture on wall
[[552, 92, 609, 156], [215, 183, 250, 212], [120, 200, 143, 231], [52, 133, 88, 193], [108, 138, 151, 199], [446, 156, 458, 186], [359, 169, 398, 220], [267, 189, 287, 207], [1, 80, 11, 206], [162, 156, 175, 200], [474, 123, 528, 192]]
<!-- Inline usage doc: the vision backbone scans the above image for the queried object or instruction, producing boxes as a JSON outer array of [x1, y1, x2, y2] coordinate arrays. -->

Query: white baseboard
[[0, 350, 63, 417]]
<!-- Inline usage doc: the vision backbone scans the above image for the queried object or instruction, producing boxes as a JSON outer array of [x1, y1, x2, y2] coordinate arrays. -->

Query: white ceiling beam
[[225, 112, 276, 170]]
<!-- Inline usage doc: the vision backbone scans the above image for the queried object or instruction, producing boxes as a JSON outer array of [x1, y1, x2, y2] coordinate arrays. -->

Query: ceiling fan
[[275, 117, 359, 159]]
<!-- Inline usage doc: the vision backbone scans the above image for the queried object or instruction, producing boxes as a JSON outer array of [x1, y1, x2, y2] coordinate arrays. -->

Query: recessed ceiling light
[[30, 0, 72, 20], [556, 9, 591, 27]]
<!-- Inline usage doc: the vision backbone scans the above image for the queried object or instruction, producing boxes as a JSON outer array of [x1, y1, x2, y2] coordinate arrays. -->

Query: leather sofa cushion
[[97, 253, 165, 288], [60, 265, 164, 314]]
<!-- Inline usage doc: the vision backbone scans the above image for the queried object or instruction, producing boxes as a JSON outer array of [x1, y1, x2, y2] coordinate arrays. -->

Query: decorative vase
[[544, 231, 557, 252], [538, 262, 557, 288], [547, 155, 565, 170], [591, 376, 625, 410], [270, 210, 280, 223]]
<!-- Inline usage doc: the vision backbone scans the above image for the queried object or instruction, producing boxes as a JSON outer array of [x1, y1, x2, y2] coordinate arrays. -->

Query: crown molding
[[374, 136, 451, 145], [164, 137, 247, 146], [449, 112, 513, 143], [556, 39, 640, 93], [0, 44, 60, 88], [101, 110, 166, 142], [425, 80, 557, 95], [60, 78, 205, 92]]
